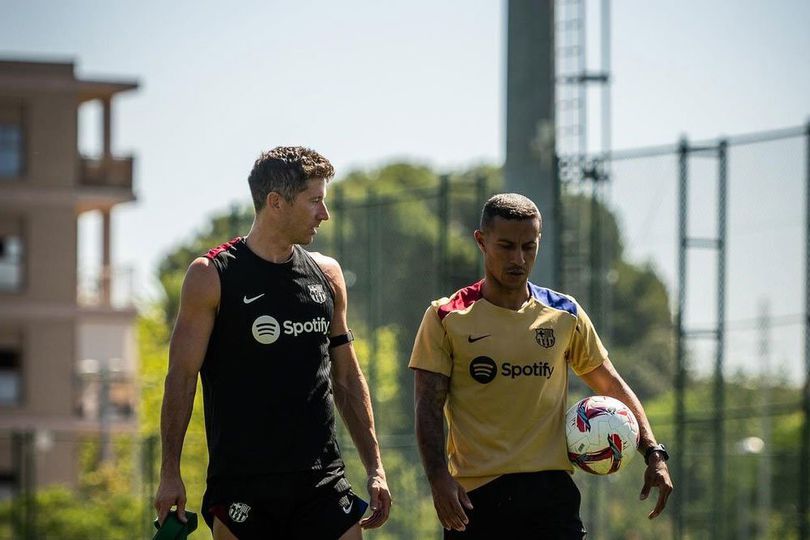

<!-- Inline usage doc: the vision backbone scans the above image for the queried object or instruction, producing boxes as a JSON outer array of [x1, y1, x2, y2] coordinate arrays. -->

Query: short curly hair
[[248, 146, 335, 210], [480, 193, 542, 232]]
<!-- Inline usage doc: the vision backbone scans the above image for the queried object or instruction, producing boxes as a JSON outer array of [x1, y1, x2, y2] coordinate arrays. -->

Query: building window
[[0, 123, 22, 177], [0, 347, 21, 406], [0, 472, 14, 501], [0, 102, 24, 179], [0, 235, 22, 292]]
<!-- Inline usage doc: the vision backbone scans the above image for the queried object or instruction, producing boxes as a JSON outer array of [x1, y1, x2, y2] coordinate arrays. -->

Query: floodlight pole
[[505, 0, 557, 288]]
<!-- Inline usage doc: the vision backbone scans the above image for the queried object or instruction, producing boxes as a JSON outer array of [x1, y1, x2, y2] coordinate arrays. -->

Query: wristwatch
[[644, 443, 669, 465]]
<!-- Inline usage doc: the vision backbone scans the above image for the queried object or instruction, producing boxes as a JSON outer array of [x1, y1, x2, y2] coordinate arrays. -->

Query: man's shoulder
[[205, 237, 242, 260], [307, 250, 339, 272], [204, 237, 243, 273], [306, 250, 341, 281], [434, 280, 485, 321], [304, 250, 343, 297], [183, 257, 221, 308], [528, 283, 578, 317]]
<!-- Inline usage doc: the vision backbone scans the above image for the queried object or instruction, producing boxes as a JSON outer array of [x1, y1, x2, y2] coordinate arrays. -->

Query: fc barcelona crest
[[228, 502, 251, 523], [535, 328, 555, 348], [308, 283, 327, 304]]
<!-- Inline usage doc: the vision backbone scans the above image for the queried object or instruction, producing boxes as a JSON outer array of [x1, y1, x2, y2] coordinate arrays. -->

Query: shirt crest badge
[[535, 328, 556, 348], [308, 283, 327, 304], [228, 502, 251, 523]]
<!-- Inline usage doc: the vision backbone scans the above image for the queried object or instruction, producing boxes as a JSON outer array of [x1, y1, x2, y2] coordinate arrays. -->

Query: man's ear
[[266, 191, 284, 210], [474, 229, 486, 253]]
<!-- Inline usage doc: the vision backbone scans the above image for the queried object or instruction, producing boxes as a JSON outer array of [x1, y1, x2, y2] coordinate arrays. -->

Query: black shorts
[[202, 465, 368, 539], [445, 470, 587, 540]]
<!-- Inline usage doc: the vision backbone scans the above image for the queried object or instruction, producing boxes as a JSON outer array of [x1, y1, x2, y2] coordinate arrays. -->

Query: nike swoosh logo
[[341, 501, 353, 514], [243, 293, 265, 304], [468, 334, 491, 343]]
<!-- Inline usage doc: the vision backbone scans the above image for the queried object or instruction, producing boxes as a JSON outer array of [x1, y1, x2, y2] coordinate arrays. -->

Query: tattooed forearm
[[414, 369, 451, 482]]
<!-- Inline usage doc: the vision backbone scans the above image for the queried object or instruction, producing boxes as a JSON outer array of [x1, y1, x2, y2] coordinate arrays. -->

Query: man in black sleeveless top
[[154, 147, 391, 539]]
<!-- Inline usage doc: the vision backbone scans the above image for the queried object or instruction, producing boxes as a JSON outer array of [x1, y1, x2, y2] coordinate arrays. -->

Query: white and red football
[[565, 395, 640, 475]]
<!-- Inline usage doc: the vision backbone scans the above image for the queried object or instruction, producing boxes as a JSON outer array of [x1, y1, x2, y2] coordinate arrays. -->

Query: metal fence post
[[438, 174, 450, 295], [11, 431, 21, 540], [334, 184, 345, 263], [476, 174, 487, 279], [22, 431, 35, 540], [143, 434, 157, 539], [714, 139, 728, 540], [674, 137, 689, 540], [365, 189, 378, 411], [800, 120, 810, 540]]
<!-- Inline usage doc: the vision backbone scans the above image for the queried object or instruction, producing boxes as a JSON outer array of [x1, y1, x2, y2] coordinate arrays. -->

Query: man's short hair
[[480, 193, 542, 232], [248, 146, 335, 210]]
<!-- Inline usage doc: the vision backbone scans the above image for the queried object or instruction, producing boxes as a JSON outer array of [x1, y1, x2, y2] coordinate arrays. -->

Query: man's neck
[[481, 279, 530, 311], [244, 221, 295, 263]]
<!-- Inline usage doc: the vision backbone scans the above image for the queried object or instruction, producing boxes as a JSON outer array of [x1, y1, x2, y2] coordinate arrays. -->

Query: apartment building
[[0, 59, 139, 492]]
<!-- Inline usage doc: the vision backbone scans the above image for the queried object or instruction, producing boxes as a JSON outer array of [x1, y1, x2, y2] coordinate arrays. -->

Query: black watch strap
[[644, 443, 669, 465], [329, 329, 355, 349]]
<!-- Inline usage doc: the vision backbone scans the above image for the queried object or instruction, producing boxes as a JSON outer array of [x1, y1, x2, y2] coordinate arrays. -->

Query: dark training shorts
[[202, 465, 368, 539], [445, 470, 587, 540]]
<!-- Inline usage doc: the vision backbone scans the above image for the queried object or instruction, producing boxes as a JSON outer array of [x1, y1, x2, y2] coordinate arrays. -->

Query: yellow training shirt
[[409, 280, 608, 491]]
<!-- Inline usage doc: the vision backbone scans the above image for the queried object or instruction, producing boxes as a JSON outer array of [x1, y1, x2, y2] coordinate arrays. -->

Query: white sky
[[2, 0, 809, 378]]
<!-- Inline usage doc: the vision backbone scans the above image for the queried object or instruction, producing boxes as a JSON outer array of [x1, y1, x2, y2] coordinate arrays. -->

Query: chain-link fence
[[561, 124, 810, 539], [0, 430, 159, 540]]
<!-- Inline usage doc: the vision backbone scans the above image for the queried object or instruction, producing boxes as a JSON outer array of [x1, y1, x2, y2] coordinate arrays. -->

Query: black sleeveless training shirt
[[201, 237, 342, 482]]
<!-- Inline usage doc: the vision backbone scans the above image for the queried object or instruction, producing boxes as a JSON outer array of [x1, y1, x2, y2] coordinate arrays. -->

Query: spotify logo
[[252, 315, 281, 344], [469, 356, 497, 384]]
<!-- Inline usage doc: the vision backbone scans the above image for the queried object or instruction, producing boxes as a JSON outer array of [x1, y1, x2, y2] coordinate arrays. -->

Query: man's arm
[[315, 254, 391, 529], [414, 369, 473, 532], [154, 258, 219, 525], [580, 359, 673, 519]]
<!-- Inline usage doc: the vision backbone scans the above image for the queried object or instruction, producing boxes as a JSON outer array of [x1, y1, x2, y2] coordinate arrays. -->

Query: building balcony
[[76, 156, 136, 213], [78, 155, 134, 190], [77, 265, 135, 310]]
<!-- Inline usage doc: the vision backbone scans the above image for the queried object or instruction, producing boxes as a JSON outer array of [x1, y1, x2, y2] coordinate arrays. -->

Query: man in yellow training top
[[409, 193, 672, 539]]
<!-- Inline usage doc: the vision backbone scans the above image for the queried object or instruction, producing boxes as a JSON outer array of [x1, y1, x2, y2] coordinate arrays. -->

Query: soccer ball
[[565, 395, 640, 475]]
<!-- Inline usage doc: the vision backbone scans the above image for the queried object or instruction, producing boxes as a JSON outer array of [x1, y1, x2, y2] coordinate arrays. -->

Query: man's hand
[[640, 456, 673, 519], [154, 474, 188, 526], [360, 471, 392, 529], [429, 472, 473, 532]]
